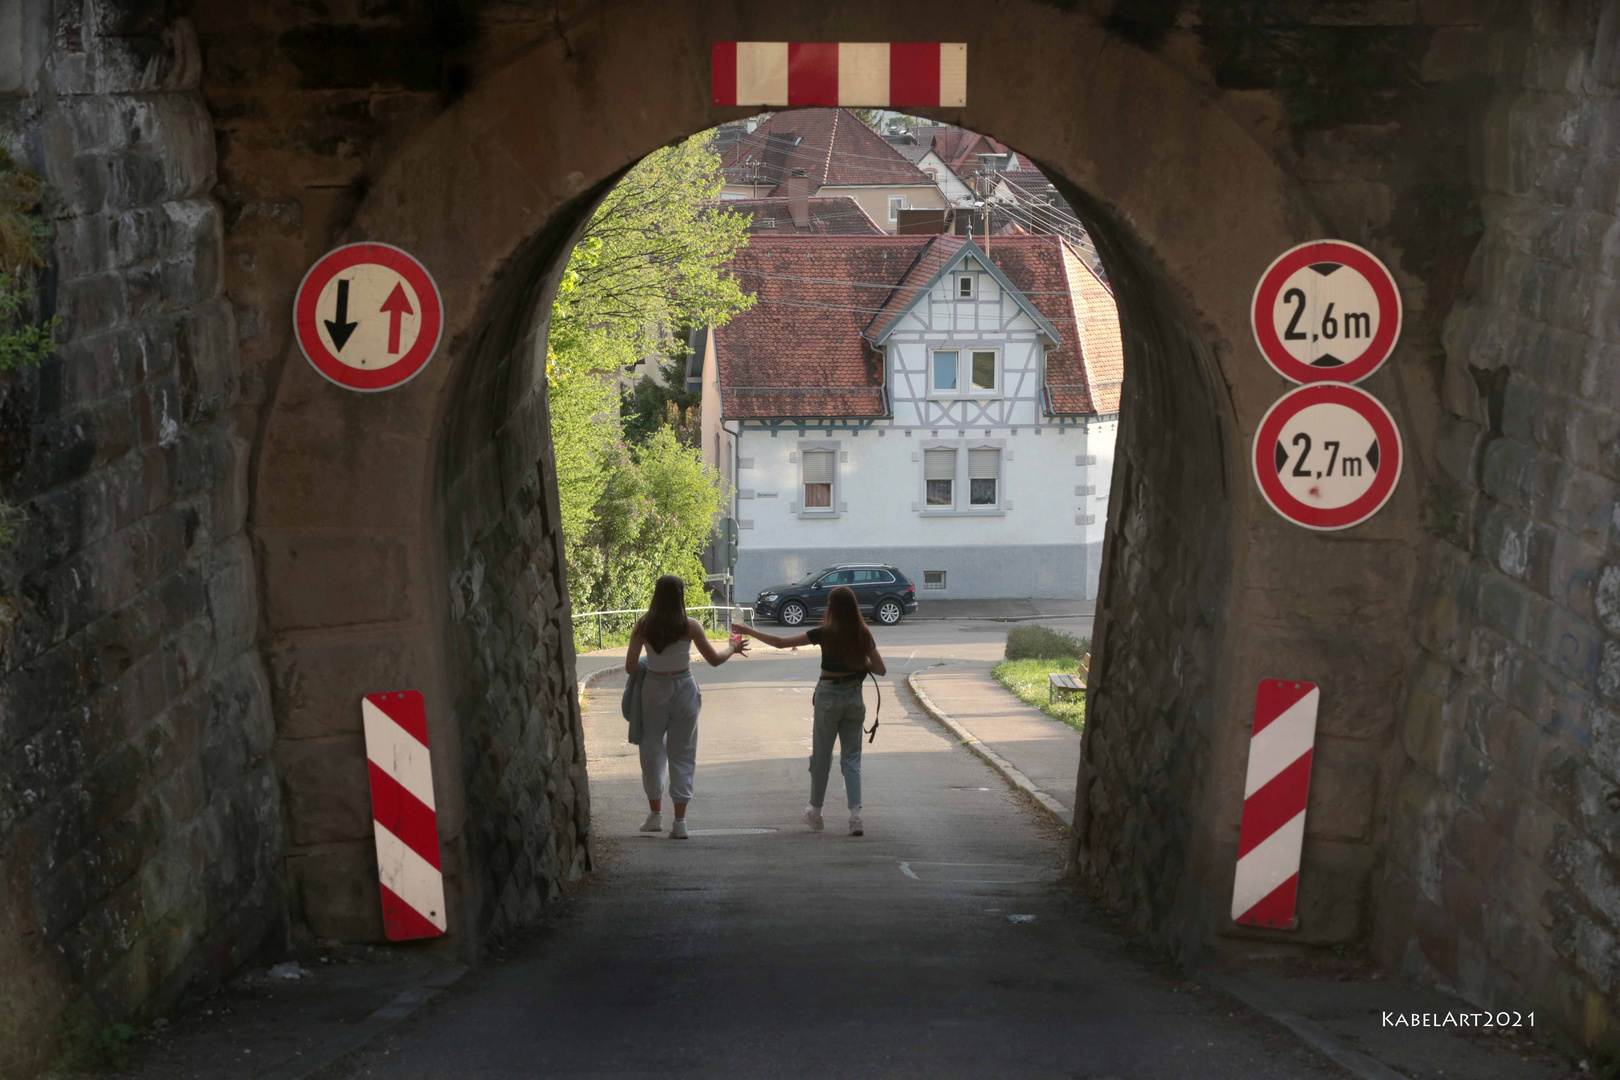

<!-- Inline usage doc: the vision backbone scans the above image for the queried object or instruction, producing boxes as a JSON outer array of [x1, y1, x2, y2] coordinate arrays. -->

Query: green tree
[[549, 134, 753, 368], [546, 133, 752, 633]]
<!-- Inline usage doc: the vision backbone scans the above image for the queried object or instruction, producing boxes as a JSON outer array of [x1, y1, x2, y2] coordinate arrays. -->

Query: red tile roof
[[720, 108, 936, 193], [709, 196, 885, 236], [864, 235, 967, 340], [716, 237, 930, 418], [1060, 241, 1123, 415], [715, 235, 1119, 420]]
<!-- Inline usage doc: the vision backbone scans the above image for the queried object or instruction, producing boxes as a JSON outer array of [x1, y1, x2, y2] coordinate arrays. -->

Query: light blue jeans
[[809, 677, 865, 810]]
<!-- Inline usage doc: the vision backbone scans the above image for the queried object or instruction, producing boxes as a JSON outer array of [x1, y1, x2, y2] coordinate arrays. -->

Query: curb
[[259, 964, 468, 1080], [905, 671, 1071, 831], [576, 665, 620, 705], [1207, 974, 1410, 1080]]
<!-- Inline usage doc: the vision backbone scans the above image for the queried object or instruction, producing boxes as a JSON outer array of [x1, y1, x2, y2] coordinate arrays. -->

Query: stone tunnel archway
[[250, 0, 1419, 964]]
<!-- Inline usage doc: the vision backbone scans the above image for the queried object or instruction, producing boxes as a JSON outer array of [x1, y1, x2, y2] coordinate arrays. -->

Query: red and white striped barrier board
[[362, 690, 446, 941], [1232, 679, 1320, 929], [712, 43, 967, 107]]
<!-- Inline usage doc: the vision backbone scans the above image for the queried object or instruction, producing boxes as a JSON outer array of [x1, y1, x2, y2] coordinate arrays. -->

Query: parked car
[[754, 564, 919, 627]]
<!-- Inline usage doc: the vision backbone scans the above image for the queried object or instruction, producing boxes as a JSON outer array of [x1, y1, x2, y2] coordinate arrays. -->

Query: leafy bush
[[1004, 624, 1089, 661], [0, 148, 57, 372]]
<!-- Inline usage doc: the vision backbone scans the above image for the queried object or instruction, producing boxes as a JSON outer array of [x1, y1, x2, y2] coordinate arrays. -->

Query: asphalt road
[[336, 618, 1343, 1079]]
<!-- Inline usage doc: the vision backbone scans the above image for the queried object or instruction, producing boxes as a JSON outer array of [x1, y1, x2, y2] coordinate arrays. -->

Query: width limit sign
[[1253, 383, 1402, 531]]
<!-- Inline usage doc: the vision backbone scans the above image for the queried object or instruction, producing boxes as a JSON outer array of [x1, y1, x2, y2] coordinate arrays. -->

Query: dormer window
[[957, 275, 975, 300]]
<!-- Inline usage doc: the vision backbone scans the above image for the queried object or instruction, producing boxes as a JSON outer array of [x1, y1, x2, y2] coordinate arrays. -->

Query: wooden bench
[[1048, 653, 1091, 705]]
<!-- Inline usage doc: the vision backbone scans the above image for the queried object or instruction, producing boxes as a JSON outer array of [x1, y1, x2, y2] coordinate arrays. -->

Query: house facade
[[717, 108, 948, 233], [702, 234, 1121, 604]]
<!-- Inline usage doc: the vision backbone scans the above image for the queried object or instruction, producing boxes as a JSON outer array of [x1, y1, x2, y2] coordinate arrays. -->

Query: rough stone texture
[[0, 0, 280, 1072], [1377, 0, 1620, 1049], [441, 250, 594, 940]]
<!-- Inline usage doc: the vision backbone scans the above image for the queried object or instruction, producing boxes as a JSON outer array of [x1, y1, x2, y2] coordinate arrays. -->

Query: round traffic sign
[[294, 243, 443, 392], [1251, 240, 1401, 385], [1252, 382, 1402, 531]]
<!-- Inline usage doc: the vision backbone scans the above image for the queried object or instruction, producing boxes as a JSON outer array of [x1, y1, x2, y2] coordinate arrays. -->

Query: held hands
[[730, 622, 754, 639]]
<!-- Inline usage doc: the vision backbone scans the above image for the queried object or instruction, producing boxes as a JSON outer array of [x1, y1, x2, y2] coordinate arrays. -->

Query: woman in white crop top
[[625, 575, 747, 839]]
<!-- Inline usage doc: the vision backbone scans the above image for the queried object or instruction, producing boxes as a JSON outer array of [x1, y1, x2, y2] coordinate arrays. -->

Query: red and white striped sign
[[1232, 680, 1320, 929], [712, 43, 967, 107], [362, 690, 446, 941]]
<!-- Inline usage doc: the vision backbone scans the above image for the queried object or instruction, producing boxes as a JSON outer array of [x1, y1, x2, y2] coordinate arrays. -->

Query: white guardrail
[[573, 605, 756, 650]]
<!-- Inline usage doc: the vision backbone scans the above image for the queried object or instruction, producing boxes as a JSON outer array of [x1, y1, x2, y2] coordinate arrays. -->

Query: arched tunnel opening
[[425, 110, 1238, 959]]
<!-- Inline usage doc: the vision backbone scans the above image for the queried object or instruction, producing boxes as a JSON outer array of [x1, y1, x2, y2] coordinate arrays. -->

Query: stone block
[[265, 630, 432, 741], [257, 417, 429, 532], [1304, 747, 1378, 843], [1560, 469, 1617, 543], [277, 737, 372, 846], [258, 532, 420, 632], [288, 844, 385, 942], [57, 271, 128, 338], [1423, 25, 1488, 81]]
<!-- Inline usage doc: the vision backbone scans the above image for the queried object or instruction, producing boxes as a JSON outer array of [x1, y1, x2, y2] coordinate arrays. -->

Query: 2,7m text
[[1383, 1011, 1532, 1028]]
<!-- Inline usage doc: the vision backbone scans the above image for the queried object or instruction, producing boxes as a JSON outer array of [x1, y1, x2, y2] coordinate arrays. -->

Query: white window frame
[[794, 441, 842, 518], [888, 195, 906, 222], [967, 445, 1003, 509], [929, 349, 962, 398], [966, 347, 1001, 397], [957, 274, 975, 300], [930, 345, 1001, 399], [919, 439, 1008, 517], [922, 444, 957, 510]]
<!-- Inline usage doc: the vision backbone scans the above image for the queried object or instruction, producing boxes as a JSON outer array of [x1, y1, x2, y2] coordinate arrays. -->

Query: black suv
[[754, 564, 919, 627]]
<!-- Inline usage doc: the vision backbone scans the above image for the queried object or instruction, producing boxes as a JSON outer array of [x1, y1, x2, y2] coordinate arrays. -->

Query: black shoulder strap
[[865, 670, 881, 743]]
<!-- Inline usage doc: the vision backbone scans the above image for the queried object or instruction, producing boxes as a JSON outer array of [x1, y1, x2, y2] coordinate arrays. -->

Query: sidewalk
[[906, 663, 1580, 1080], [911, 597, 1095, 621], [909, 660, 1079, 826]]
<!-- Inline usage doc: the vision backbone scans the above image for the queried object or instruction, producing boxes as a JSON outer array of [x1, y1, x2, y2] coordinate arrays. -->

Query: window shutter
[[802, 450, 835, 483], [924, 448, 956, 481], [968, 448, 1000, 479]]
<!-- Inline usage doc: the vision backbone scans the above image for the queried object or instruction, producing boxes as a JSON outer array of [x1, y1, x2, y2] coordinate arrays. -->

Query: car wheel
[[876, 599, 904, 626], [780, 600, 807, 626]]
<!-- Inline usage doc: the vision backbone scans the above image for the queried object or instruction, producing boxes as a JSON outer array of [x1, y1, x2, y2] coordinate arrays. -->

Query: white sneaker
[[639, 812, 662, 833], [849, 811, 864, 836], [669, 818, 689, 839], [803, 806, 825, 832]]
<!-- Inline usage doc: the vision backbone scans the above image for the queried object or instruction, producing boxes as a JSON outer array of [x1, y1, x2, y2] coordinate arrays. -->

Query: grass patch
[[992, 657, 1086, 733]]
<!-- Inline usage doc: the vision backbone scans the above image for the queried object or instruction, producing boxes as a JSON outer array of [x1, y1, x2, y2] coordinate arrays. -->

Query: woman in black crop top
[[733, 586, 886, 835]]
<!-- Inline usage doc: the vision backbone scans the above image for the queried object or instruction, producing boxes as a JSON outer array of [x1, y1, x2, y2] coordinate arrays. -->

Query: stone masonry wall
[[1068, 194, 1234, 943], [0, 0, 279, 1072], [1379, 0, 1620, 1048], [441, 244, 594, 939]]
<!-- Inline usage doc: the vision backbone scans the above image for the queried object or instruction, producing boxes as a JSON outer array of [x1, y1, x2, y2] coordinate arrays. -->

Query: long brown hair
[[819, 586, 873, 671], [638, 575, 689, 653]]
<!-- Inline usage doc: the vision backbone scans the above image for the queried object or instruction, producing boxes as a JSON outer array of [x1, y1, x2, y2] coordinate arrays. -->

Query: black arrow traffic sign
[[324, 278, 359, 351]]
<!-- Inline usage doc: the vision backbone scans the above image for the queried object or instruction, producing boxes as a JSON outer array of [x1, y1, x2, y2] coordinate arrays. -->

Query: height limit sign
[[1253, 383, 1402, 531], [295, 243, 444, 392], [1251, 240, 1401, 385]]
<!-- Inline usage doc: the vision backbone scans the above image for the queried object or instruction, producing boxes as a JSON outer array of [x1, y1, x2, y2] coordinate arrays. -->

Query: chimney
[[786, 168, 812, 229]]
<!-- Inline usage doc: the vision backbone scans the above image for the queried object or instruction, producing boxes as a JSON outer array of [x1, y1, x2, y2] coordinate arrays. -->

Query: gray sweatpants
[[640, 673, 701, 803]]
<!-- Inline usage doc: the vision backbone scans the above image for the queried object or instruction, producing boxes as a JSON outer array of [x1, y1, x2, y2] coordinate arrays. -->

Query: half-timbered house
[[700, 233, 1121, 602]]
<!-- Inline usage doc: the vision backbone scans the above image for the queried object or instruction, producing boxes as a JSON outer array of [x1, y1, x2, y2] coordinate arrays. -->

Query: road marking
[[898, 862, 920, 881], [685, 827, 778, 836]]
